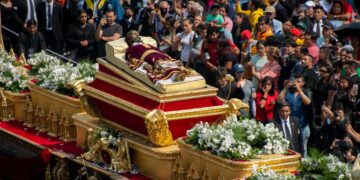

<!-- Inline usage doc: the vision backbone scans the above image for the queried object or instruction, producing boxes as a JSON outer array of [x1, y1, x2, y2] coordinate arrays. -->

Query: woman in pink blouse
[[252, 47, 281, 90]]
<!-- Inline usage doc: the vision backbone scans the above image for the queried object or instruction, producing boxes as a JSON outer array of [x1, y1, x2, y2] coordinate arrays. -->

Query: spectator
[[278, 40, 298, 90], [172, 18, 197, 67], [274, 102, 303, 154], [192, 24, 207, 77], [268, 0, 289, 23], [255, 76, 278, 124], [13, 0, 40, 26], [256, 16, 273, 41], [216, 67, 237, 100], [327, 0, 351, 28], [301, 53, 318, 92], [136, 0, 155, 36], [0, 0, 24, 52], [202, 26, 221, 87], [95, 10, 122, 57], [232, 13, 252, 49], [149, 0, 173, 43], [250, 40, 268, 88], [277, 74, 313, 157], [66, 9, 96, 61], [83, 0, 109, 25], [36, 0, 64, 53], [17, 19, 46, 59], [120, 6, 138, 36], [311, 5, 331, 39], [205, 3, 225, 34], [234, 64, 253, 106], [316, 22, 335, 48], [219, 5, 233, 33], [303, 32, 319, 64], [264, 6, 283, 36], [234, 0, 264, 28], [255, 46, 281, 90]]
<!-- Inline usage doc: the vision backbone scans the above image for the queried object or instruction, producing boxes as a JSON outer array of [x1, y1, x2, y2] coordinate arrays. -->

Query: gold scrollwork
[[225, 98, 249, 116], [67, 80, 98, 117], [144, 109, 174, 146]]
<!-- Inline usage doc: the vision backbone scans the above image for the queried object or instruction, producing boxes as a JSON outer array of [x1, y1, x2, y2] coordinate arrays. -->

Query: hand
[[294, 82, 301, 92], [270, 100, 275, 104], [330, 139, 339, 149], [80, 40, 88, 47], [88, 18, 95, 25], [252, 92, 257, 99], [209, 21, 215, 27], [100, 18, 106, 26]]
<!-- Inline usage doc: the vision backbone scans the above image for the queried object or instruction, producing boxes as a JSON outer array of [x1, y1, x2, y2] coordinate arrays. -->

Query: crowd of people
[[2, 0, 360, 163]]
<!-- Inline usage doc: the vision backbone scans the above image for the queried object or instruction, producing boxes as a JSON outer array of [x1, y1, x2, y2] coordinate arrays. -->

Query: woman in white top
[[172, 18, 197, 67]]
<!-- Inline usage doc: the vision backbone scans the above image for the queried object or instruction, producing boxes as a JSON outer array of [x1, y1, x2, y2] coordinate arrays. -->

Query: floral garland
[[0, 50, 27, 92], [248, 165, 296, 180], [300, 149, 351, 180], [30, 52, 97, 96], [186, 115, 289, 160]]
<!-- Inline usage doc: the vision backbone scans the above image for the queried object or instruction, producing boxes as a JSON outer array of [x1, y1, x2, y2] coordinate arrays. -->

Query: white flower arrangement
[[186, 116, 289, 160], [248, 164, 296, 180], [300, 151, 351, 180], [30, 52, 97, 96], [0, 50, 28, 92]]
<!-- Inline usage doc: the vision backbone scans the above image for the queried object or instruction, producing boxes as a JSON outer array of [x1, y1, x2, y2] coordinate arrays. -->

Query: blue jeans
[[301, 125, 310, 157]]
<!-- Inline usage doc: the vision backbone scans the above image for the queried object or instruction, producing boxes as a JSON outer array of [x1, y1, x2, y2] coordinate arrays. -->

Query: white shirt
[[26, 0, 38, 23], [45, 1, 53, 30], [281, 118, 292, 139], [313, 19, 323, 37], [177, 31, 197, 63]]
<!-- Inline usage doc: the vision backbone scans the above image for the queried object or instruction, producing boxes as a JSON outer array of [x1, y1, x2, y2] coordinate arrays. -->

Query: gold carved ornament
[[225, 98, 249, 117], [67, 79, 98, 117], [82, 128, 132, 173], [144, 109, 174, 146]]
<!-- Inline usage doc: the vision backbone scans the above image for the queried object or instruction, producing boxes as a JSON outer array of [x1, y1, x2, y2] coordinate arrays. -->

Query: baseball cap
[[241, 30, 252, 40], [265, 6, 276, 13], [304, 1, 316, 8], [233, 64, 245, 73], [290, 28, 301, 37], [322, 21, 334, 29]]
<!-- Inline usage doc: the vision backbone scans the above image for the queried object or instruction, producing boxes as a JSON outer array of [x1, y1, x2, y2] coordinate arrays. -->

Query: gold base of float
[[27, 81, 84, 141], [73, 112, 180, 180], [3, 91, 29, 122], [177, 139, 301, 179]]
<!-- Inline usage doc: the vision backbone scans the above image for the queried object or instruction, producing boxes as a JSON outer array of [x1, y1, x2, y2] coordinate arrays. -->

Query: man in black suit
[[310, 5, 330, 38], [36, 0, 64, 53], [274, 103, 303, 155], [13, 0, 41, 26], [120, 6, 138, 36]]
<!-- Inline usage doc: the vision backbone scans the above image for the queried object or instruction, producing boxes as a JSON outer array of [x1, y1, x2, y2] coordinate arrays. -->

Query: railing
[[2, 25, 78, 64]]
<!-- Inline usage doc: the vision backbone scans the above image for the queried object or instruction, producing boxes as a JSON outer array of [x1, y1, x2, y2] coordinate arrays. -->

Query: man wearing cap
[[316, 22, 336, 47], [304, 0, 316, 18], [265, 6, 283, 35], [268, 0, 288, 23]]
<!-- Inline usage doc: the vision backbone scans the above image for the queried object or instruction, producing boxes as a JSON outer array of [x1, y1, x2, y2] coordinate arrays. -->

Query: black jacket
[[36, 1, 63, 41], [274, 117, 303, 154]]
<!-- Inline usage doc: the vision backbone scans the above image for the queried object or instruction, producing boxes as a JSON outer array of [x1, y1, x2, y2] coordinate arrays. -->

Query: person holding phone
[[255, 76, 278, 124]]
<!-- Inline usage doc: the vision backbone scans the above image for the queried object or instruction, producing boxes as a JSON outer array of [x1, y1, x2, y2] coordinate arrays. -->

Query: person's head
[[183, 18, 193, 33], [331, 0, 345, 15], [196, 24, 207, 38], [219, 5, 229, 18], [241, 29, 252, 41], [297, 5, 307, 19], [292, 74, 305, 89], [284, 40, 297, 54], [265, 6, 276, 20], [210, 3, 220, 16], [125, 30, 142, 46], [339, 76, 351, 90], [105, 10, 116, 25], [146, 0, 155, 9], [304, 32, 318, 47], [233, 64, 245, 79], [304, 0, 316, 17], [216, 67, 228, 87], [351, 36, 360, 48], [26, 19, 38, 35], [260, 76, 275, 95], [257, 16, 270, 33], [301, 53, 314, 68], [333, 103, 345, 121], [256, 40, 266, 56], [318, 64, 332, 79], [251, 0, 263, 11], [278, 102, 292, 119], [124, 7, 134, 18], [267, 46, 281, 62], [343, 61, 358, 75], [289, 28, 301, 41], [314, 5, 325, 21], [159, 1, 169, 16], [207, 26, 220, 42], [322, 23, 334, 38], [234, 13, 244, 25], [340, 48, 352, 63], [194, 15, 203, 27], [283, 20, 293, 33], [76, 9, 88, 25], [319, 47, 331, 62]]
